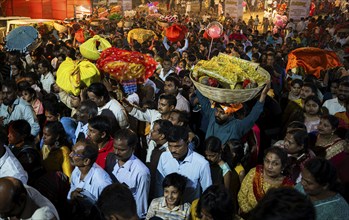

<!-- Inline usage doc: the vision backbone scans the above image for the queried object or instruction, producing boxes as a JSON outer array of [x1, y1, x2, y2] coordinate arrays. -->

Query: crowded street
[[0, 0, 348, 219]]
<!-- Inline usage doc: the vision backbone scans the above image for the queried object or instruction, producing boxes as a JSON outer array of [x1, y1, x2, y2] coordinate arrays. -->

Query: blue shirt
[[112, 154, 150, 218], [68, 163, 112, 201], [60, 117, 77, 145], [196, 91, 264, 144], [156, 149, 212, 203], [0, 97, 40, 136], [296, 183, 349, 220], [74, 122, 89, 145]]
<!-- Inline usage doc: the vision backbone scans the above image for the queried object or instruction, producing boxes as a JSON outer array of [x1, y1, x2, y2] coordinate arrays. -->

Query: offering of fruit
[[193, 53, 268, 89], [199, 76, 209, 85], [208, 78, 219, 87]]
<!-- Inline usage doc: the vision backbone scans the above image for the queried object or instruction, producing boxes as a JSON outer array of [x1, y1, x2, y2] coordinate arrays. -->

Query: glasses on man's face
[[70, 151, 85, 158]]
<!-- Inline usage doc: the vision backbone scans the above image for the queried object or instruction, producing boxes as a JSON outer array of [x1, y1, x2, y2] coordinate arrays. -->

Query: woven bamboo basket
[[190, 63, 270, 104]]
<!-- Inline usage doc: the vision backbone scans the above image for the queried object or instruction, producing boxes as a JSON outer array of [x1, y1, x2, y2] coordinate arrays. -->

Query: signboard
[[224, 0, 243, 20], [289, 0, 311, 21]]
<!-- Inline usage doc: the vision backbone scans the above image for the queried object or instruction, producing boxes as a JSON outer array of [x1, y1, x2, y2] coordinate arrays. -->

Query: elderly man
[[68, 140, 112, 202], [0, 177, 59, 219], [0, 80, 40, 136]]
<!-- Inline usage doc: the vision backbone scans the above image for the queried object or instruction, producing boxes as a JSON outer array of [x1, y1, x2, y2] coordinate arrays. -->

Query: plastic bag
[[80, 35, 112, 60], [56, 57, 101, 96], [165, 24, 187, 42]]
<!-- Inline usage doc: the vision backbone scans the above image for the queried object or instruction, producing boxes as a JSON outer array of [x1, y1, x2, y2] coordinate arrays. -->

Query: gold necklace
[[317, 134, 335, 146]]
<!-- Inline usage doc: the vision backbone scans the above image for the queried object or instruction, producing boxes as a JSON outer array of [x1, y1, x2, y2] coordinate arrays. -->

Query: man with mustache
[[68, 140, 111, 203], [323, 81, 349, 115], [122, 94, 177, 163], [196, 82, 270, 144], [155, 125, 212, 203], [0, 80, 40, 137], [110, 129, 150, 219]]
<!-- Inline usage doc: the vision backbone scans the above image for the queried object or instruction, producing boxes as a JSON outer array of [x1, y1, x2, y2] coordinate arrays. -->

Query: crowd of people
[[0, 2, 349, 219]]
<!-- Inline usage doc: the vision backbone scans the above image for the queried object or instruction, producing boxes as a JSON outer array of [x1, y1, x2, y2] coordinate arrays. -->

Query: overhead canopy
[[4, 0, 91, 20]]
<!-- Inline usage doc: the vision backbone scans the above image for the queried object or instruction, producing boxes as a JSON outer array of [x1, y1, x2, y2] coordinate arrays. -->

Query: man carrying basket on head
[[196, 82, 270, 144]]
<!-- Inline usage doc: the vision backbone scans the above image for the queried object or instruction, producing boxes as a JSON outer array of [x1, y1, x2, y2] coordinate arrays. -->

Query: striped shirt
[[146, 197, 190, 220]]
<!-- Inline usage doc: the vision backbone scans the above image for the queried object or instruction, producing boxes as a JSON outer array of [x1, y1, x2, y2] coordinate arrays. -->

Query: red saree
[[252, 165, 294, 201]]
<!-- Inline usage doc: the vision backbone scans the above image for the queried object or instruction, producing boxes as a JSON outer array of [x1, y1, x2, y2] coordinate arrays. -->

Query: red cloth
[[329, 151, 347, 169], [75, 29, 95, 43], [96, 138, 114, 169], [253, 165, 294, 202], [252, 124, 261, 161], [309, 2, 315, 16], [165, 24, 188, 42], [229, 33, 247, 41], [96, 47, 157, 83], [335, 112, 349, 130], [331, 152, 349, 201]]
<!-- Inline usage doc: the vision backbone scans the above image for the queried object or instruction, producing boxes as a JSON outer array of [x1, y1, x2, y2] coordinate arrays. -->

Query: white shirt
[[285, 22, 296, 30], [129, 107, 163, 164], [156, 149, 212, 203], [112, 154, 150, 218], [40, 72, 55, 94], [322, 97, 345, 115], [159, 69, 174, 82], [0, 146, 28, 184], [296, 21, 306, 33], [25, 184, 59, 220], [68, 163, 112, 201], [98, 99, 129, 129], [74, 122, 89, 144], [129, 107, 162, 129], [336, 36, 349, 46], [327, 27, 336, 36], [176, 93, 190, 113], [126, 93, 140, 105], [30, 206, 56, 220], [146, 141, 169, 163]]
